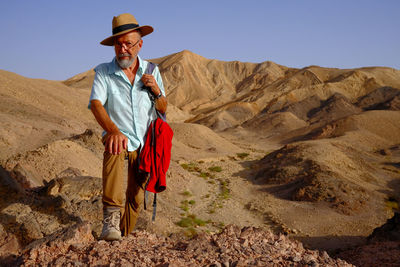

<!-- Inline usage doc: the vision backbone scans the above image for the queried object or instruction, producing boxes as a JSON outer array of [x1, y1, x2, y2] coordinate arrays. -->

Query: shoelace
[[104, 211, 120, 230]]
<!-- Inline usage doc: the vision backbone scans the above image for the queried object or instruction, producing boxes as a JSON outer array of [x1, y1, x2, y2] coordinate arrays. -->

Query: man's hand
[[141, 74, 168, 114], [90, 100, 128, 155], [104, 131, 128, 155], [141, 74, 160, 96]]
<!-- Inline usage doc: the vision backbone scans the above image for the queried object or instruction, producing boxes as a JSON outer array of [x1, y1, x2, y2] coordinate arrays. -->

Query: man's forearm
[[90, 100, 120, 134], [155, 96, 167, 114]]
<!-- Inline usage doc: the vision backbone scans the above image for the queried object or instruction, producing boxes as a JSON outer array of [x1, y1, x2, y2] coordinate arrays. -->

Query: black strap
[[152, 194, 157, 222], [142, 62, 167, 221], [142, 119, 158, 222], [144, 190, 148, 210], [144, 190, 157, 222], [151, 119, 158, 221], [143, 63, 167, 122], [113, 23, 139, 35]]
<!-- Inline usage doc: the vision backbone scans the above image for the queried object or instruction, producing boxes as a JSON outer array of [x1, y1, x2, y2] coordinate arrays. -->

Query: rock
[[69, 129, 104, 154], [368, 212, 400, 242], [56, 167, 82, 178], [0, 166, 24, 194], [0, 166, 103, 261], [10, 163, 42, 188], [22, 222, 94, 264], [45, 175, 102, 201], [379, 148, 391, 156], [0, 224, 20, 259]]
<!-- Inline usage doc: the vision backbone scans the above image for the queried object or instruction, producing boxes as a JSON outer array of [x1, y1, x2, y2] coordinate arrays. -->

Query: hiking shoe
[[100, 207, 122, 241]]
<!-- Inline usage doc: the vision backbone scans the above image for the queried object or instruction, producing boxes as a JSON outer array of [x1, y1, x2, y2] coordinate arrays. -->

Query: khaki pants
[[102, 148, 148, 236]]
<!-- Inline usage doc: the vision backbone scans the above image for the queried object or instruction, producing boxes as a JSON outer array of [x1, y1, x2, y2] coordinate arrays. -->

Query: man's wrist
[[108, 126, 121, 135], [154, 91, 162, 99]]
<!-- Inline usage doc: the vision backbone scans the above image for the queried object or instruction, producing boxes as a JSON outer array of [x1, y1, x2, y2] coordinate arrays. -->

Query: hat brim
[[100, 25, 153, 46]]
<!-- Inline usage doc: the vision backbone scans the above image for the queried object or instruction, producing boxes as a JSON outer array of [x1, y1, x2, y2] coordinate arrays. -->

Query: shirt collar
[[108, 55, 144, 76]]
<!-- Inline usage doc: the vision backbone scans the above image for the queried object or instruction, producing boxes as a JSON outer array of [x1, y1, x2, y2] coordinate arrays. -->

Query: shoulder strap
[[142, 62, 156, 95], [145, 62, 156, 75], [143, 62, 167, 122]]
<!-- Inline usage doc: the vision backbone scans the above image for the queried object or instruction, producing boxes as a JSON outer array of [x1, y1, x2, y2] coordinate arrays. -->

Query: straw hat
[[100, 13, 153, 46]]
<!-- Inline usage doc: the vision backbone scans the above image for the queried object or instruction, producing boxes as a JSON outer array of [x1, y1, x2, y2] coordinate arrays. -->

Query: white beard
[[117, 57, 134, 69]]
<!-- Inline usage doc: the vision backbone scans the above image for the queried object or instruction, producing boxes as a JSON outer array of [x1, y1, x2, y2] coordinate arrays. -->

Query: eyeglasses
[[114, 39, 140, 50]]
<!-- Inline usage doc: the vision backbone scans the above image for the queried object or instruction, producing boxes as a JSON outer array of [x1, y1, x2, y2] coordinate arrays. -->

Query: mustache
[[118, 53, 130, 58]]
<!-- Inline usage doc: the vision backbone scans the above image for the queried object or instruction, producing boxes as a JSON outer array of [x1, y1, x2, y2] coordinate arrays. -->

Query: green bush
[[199, 172, 210, 178], [237, 152, 249, 159], [182, 190, 192, 197], [208, 166, 222, 172], [177, 217, 193, 227], [184, 227, 197, 238], [181, 162, 200, 172], [193, 217, 206, 226], [180, 200, 189, 212], [177, 214, 209, 228]]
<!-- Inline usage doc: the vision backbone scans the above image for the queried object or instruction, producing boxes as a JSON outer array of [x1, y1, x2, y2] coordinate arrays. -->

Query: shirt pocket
[[139, 91, 154, 114], [109, 89, 124, 112]]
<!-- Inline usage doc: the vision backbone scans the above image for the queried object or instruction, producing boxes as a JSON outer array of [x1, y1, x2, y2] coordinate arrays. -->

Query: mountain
[[65, 50, 400, 132]]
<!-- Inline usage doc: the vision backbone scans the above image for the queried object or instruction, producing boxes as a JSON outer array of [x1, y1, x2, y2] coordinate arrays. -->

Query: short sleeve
[[88, 65, 108, 109]]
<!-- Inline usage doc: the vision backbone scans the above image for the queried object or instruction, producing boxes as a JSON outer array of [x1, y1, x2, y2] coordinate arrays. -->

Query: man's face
[[114, 31, 143, 69]]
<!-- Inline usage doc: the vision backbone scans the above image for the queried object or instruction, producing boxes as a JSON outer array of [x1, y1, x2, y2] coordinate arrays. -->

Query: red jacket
[[139, 118, 173, 193]]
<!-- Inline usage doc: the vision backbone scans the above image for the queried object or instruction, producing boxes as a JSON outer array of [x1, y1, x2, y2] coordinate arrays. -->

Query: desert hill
[[0, 70, 98, 161], [1, 50, 400, 265], [63, 69, 95, 90]]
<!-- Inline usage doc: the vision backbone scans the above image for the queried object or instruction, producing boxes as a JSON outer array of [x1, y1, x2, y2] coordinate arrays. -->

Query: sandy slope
[[0, 70, 97, 161]]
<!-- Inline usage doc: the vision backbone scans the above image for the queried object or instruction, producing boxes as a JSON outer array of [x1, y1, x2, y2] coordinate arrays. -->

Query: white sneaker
[[100, 207, 122, 241]]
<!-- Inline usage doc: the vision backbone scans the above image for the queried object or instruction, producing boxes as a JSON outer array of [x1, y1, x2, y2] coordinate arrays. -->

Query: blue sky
[[0, 0, 399, 80]]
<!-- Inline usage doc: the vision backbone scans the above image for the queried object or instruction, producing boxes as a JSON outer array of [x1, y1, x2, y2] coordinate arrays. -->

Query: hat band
[[112, 23, 139, 35]]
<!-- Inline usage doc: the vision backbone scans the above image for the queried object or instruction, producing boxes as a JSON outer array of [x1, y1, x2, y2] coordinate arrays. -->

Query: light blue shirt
[[88, 55, 165, 151]]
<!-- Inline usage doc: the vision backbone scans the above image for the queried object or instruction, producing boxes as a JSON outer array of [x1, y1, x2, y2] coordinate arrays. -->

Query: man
[[89, 13, 167, 241]]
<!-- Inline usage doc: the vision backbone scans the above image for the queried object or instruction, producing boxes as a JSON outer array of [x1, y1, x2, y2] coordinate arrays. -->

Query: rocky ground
[[6, 213, 400, 266], [8, 223, 353, 266]]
